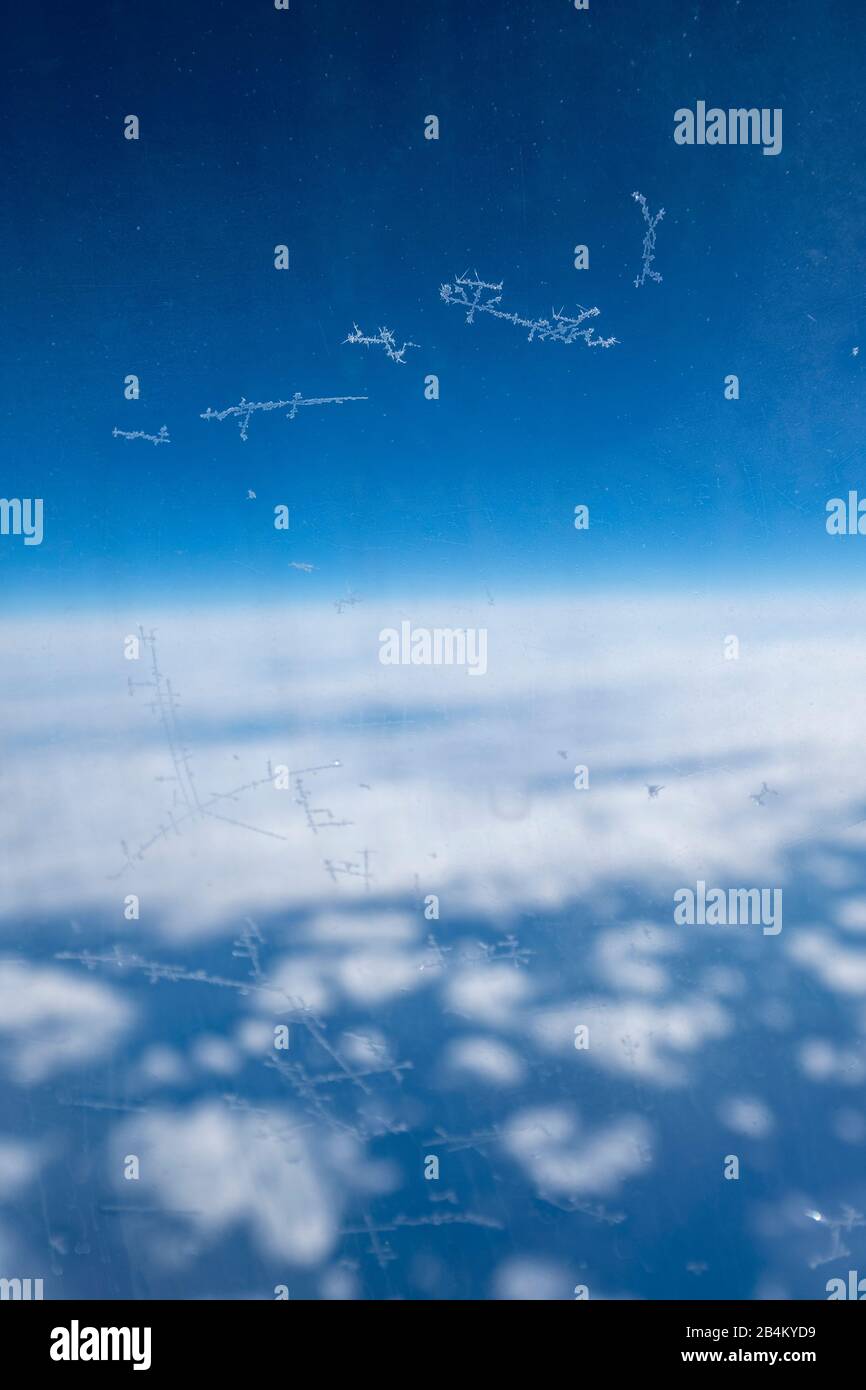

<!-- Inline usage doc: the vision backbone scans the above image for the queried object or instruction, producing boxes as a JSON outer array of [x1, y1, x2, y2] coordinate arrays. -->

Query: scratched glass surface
[[2, 0, 866, 1300]]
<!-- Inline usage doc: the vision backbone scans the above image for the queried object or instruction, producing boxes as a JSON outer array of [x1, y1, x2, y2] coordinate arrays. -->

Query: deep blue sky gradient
[[3, 0, 866, 603]]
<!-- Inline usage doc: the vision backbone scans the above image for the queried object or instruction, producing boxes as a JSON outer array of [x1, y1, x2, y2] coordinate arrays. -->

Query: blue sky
[[3, 0, 866, 608]]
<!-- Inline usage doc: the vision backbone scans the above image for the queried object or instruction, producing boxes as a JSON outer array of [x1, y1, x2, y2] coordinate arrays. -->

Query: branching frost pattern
[[200, 391, 367, 441], [440, 271, 617, 347], [344, 324, 418, 365], [632, 191, 665, 288]]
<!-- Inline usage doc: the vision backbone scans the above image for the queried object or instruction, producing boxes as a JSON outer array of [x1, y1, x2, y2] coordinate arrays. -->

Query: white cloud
[[789, 932, 866, 996], [593, 923, 678, 995], [503, 1105, 652, 1198], [5, 592, 866, 939], [798, 1038, 866, 1085], [334, 950, 423, 1005], [305, 911, 417, 946], [718, 1096, 775, 1139], [134, 1044, 189, 1090], [835, 897, 866, 932], [0, 962, 134, 1083], [190, 1034, 241, 1076], [492, 1256, 572, 1301], [445, 965, 533, 1027], [443, 1036, 526, 1087], [110, 1101, 377, 1266], [530, 995, 731, 1085], [0, 1139, 42, 1198]]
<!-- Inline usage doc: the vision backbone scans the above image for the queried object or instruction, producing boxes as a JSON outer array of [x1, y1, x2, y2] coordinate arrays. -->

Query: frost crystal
[[200, 390, 367, 442], [632, 192, 665, 288], [324, 849, 373, 890], [344, 324, 419, 365], [112, 627, 347, 874], [112, 426, 170, 446], [440, 271, 617, 347]]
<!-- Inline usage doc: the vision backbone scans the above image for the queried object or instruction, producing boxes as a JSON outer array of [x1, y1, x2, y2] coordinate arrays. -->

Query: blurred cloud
[[0, 1138, 42, 1198], [718, 1096, 775, 1139], [442, 1036, 526, 1087], [110, 1101, 383, 1267], [503, 1105, 652, 1198], [530, 994, 732, 1086], [492, 1255, 572, 1300], [5, 592, 866, 939], [0, 961, 134, 1083], [5, 591, 866, 1297]]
